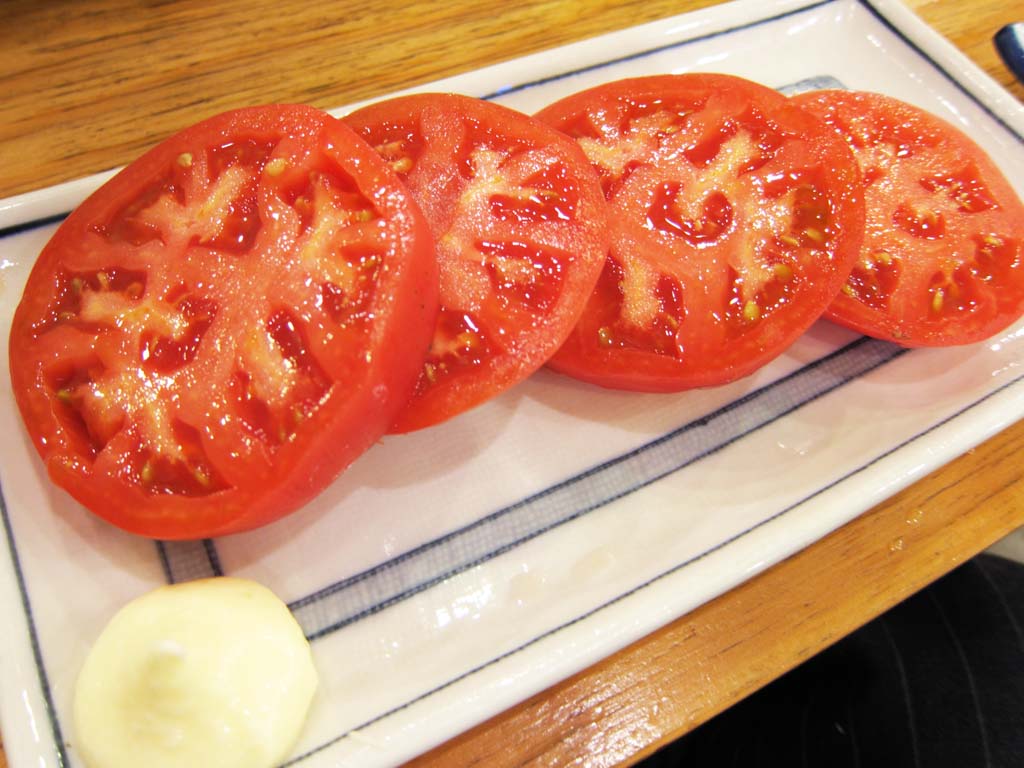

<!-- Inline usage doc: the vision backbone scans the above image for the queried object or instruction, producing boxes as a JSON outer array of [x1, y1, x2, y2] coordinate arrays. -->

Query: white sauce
[[74, 577, 317, 768]]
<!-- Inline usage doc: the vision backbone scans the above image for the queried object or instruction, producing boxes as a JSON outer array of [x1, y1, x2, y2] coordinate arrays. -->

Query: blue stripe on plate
[[778, 75, 847, 95], [155, 539, 223, 583], [0, 212, 67, 241], [0, 488, 69, 767], [288, 336, 906, 642]]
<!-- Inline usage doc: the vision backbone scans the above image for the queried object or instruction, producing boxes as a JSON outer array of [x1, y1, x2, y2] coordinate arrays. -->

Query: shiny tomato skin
[[9, 105, 438, 539], [344, 93, 610, 432], [792, 90, 1024, 346], [535, 74, 865, 392]]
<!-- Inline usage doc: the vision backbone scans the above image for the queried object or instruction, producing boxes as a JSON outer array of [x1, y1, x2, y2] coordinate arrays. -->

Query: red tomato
[[343, 93, 609, 431], [534, 74, 865, 391], [792, 90, 1024, 346], [8, 105, 438, 539]]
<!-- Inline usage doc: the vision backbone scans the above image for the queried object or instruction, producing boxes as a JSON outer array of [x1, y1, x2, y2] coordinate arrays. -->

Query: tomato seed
[[264, 157, 287, 177], [742, 300, 761, 323], [390, 157, 413, 174], [192, 466, 211, 487], [773, 263, 793, 282], [802, 227, 826, 244]]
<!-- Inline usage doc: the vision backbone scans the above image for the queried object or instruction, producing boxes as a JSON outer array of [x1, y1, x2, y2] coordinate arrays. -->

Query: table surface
[[1, 1, 1022, 766]]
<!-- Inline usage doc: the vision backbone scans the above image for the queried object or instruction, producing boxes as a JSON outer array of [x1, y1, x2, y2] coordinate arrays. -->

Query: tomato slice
[[534, 74, 865, 391], [792, 90, 1024, 346], [8, 105, 438, 539], [343, 93, 609, 431]]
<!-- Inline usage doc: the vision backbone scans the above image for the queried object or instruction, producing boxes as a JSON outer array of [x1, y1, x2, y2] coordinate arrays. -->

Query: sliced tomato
[[792, 89, 1024, 346], [343, 92, 609, 431], [8, 104, 438, 539], [534, 74, 865, 391]]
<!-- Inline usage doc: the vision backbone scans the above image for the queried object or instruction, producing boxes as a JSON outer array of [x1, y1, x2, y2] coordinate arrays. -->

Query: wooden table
[[1, 1, 1021, 766]]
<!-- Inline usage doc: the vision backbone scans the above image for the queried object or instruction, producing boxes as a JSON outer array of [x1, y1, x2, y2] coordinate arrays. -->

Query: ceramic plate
[[2, 0, 1023, 766]]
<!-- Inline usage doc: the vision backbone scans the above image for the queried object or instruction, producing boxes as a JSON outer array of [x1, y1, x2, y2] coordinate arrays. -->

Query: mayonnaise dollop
[[73, 577, 317, 768]]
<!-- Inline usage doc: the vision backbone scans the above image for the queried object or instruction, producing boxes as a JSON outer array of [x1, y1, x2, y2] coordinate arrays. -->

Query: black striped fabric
[[640, 554, 1024, 767]]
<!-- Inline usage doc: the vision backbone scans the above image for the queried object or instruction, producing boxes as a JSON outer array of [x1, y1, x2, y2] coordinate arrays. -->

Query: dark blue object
[[995, 23, 1024, 84]]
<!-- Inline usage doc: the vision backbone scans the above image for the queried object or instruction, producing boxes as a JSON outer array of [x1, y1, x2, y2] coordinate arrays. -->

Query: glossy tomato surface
[[9, 105, 438, 539], [344, 93, 609, 431], [793, 90, 1024, 346], [535, 74, 865, 391]]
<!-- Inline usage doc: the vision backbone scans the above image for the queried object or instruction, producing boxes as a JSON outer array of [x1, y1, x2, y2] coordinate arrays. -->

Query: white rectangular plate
[[2, 0, 1023, 766]]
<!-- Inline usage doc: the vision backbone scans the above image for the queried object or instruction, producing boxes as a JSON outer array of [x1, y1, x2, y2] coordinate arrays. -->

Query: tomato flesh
[[535, 74, 865, 391], [793, 90, 1024, 346], [9, 105, 437, 539], [344, 93, 609, 431]]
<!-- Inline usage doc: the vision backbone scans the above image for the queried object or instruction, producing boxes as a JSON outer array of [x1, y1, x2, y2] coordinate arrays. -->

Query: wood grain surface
[[1, 1, 1022, 767]]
